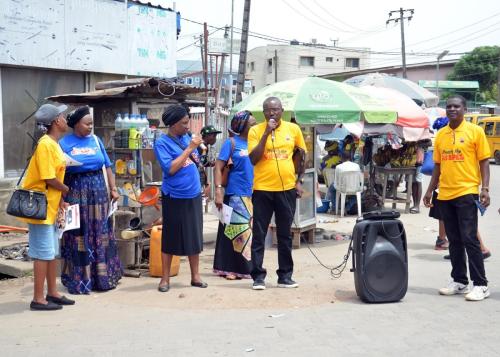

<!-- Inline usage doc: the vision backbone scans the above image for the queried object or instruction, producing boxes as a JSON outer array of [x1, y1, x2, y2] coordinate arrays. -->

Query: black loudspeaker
[[351, 213, 408, 303]]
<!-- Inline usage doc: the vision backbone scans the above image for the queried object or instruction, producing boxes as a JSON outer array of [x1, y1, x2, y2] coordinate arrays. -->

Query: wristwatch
[[216, 184, 223, 188], [297, 178, 304, 184]]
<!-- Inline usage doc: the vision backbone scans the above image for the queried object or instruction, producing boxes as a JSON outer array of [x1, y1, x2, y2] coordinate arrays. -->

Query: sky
[[172, 0, 500, 71]]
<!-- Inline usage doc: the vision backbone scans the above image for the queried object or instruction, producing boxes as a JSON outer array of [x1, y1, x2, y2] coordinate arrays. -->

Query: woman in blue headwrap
[[59, 106, 122, 295], [154, 104, 207, 292], [212, 110, 257, 280]]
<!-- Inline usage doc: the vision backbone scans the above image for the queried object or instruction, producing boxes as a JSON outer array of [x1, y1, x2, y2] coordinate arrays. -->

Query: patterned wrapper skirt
[[61, 170, 122, 294], [213, 195, 252, 278]]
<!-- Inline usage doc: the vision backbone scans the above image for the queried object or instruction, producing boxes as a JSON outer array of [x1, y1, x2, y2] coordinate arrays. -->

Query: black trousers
[[440, 194, 487, 286], [251, 189, 296, 281]]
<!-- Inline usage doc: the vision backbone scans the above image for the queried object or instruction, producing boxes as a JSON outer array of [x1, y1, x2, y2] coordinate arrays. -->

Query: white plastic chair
[[334, 168, 364, 217]]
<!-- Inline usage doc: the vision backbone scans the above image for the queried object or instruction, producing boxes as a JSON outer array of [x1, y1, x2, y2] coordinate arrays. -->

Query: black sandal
[[158, 284, 170, 293], [191, 281, 208, 288]]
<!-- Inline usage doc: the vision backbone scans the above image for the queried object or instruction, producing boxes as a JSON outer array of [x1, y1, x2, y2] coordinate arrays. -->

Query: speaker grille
[[364, 236, 406, 297]]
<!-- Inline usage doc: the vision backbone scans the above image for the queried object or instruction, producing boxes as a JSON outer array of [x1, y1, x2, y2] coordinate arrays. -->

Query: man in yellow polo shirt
[[248, 97, 306, 290], [423, 94, 491, 301]]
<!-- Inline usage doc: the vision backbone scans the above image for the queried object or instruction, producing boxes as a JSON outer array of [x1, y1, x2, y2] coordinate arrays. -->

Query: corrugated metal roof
[[130, 0, 173, 10], [47, 77, 204, 105]]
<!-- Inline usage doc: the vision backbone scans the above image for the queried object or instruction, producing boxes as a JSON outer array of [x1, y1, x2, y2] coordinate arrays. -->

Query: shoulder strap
[[167, 134, 200, 167], [229, 137, 235, 159], [16, 139, 41, 188], [93, 134, 100, 148]]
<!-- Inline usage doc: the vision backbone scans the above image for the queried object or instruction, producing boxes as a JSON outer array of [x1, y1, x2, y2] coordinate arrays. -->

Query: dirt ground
[[0, 216, 359, 311]]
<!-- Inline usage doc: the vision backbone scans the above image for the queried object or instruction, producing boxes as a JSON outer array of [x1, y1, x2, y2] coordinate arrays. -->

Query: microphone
[[269, 119, 276, 141]]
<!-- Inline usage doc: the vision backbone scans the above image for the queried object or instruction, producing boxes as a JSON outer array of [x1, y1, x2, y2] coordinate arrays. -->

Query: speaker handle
[[350, 244, 356, 273]]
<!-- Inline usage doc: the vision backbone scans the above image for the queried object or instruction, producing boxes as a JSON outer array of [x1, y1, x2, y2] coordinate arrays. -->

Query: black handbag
[[6, 143, 48, 220]]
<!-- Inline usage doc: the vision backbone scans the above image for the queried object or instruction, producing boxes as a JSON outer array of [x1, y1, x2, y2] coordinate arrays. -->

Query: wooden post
[[203, 22, 209, 125]]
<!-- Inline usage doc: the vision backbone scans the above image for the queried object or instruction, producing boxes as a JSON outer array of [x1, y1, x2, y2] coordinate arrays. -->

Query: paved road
[[1, 165, 499, 357]]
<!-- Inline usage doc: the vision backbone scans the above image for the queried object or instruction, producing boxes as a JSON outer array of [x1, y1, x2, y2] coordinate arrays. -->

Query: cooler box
[[149, 225, 180, 277]]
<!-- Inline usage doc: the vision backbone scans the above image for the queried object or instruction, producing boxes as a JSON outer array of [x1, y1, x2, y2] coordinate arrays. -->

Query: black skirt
[[161, 194, 203, 256]]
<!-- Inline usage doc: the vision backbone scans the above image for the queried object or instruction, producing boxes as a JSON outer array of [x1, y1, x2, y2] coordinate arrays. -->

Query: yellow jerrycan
[[149, 225, 180, 277]]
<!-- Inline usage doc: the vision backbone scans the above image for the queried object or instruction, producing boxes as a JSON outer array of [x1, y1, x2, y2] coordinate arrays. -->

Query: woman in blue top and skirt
[[59, 106, 122, 294], [154, 105, 207, 292], [213, 111, 256, 280]]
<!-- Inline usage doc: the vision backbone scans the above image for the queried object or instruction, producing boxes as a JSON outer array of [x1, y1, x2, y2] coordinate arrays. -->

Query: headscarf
[[67, 106, 90, 128], [162, 105, 188, 127], [325, 140, 338, 152], [230, 110, 252, 135]]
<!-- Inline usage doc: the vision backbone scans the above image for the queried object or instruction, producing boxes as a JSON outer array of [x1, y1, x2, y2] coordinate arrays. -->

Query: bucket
[[316, 199, 330, 213], [138, 186, 160, 210], [149, 225, 180, 277]]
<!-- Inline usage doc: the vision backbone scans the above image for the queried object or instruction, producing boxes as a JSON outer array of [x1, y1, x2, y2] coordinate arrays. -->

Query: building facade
[[0, 0, 179, 224], [321, 59, 458, 86], [177, 60, 235, 108], [245, 44, 371, 92]]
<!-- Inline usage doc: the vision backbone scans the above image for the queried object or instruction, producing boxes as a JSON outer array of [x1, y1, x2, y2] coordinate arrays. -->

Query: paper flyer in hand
[[57, 204, 80, 238], [62, 204, 80, 231], [222, 204, 233, 225], [209, 202, 233, 225], [108, 199, 118, 218]]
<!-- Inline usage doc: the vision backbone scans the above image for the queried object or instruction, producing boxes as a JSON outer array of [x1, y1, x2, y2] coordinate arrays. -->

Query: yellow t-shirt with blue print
[[433, 120, 490, 200], [248, 121, 307, 191], [19, 135, 66, 225]]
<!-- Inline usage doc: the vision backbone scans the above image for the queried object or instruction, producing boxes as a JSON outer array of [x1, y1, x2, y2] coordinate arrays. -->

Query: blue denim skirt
[[28, 223, 59, 260]]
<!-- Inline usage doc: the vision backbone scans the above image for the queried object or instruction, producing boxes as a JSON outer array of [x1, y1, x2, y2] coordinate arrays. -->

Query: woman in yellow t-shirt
[[20, 104, 74, 311]]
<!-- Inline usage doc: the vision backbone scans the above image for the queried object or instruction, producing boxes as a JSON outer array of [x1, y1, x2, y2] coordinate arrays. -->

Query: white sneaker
[[439, 281, 471, 295], [465, 286, 490, 301]]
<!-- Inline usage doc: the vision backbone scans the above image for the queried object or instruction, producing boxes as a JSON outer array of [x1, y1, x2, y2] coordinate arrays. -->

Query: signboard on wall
[[65, 0, 128, 74], [0, 0, 65, 69], [127, 3, 177, 77], [208, 37, 241, 54], [0, 0, 176, 77]]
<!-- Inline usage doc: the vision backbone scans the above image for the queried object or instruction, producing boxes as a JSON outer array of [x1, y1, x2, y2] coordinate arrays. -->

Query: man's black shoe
[[277, 278, 299, 288], [252, 280, 266, 290]]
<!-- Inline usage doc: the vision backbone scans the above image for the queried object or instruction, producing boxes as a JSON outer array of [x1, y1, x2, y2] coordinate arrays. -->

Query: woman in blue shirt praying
[[59, 106, 122, 294], [213, 110, 256, 280], [153, 104, 207, 292]]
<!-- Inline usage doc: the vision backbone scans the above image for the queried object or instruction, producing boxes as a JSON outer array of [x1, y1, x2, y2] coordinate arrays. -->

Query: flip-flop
[[410, 208, 420, 214]]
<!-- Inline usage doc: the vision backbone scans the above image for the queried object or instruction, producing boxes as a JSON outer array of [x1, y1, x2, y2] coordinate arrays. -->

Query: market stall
[[233, 76, 432, 218]]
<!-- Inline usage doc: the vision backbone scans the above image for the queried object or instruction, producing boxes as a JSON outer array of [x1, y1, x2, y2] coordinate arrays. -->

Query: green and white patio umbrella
[[231, 77, 397, 124]]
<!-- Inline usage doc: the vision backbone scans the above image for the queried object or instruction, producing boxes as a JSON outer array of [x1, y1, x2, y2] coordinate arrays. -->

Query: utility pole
[[497, 54, 500, 106], [228, 0, 234, 109], [203, 22, 209, 124], [236, 0, 251, 103], [387, 8, 414, 79], [274, 49, 278, 83]]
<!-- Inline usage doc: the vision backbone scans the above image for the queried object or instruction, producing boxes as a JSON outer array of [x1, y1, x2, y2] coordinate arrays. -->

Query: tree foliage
[[447, 46, 499, 94]]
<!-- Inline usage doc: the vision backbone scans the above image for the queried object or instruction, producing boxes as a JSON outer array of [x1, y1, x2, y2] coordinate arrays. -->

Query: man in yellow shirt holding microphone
[[248, 97, 307, 290]]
